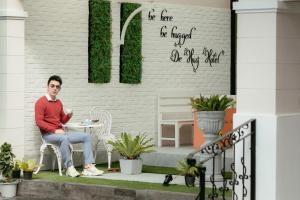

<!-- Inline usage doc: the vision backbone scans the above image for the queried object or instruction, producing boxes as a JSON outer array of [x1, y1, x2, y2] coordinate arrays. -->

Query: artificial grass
[[223, 171, 233, 180], [88, 0, 112, 83], [33, 163, 231, 197], [34, 172, 200, 194], [120, 3, 142, 84], [142, 165, 179, 175], [90, 162, 180, 175]]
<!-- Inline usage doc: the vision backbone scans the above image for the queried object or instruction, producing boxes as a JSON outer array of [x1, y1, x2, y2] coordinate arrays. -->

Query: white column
[[0, 0, 27, 159], [233, 1, 300, 200]]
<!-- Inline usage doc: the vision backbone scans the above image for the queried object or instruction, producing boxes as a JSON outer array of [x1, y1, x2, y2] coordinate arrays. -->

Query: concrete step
[[141, 146, 233, 171], [17, 180, 197, 200], [7, 197, 50, 200], [141, 146, 196, 168]]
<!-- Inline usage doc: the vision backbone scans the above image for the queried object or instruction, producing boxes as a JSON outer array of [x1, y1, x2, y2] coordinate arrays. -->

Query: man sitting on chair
[[35, 75, 103, 177]]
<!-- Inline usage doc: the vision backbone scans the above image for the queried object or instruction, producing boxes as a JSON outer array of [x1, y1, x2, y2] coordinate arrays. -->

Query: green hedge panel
[[120, 3, 142, 84], [88, 0, 112, 83]]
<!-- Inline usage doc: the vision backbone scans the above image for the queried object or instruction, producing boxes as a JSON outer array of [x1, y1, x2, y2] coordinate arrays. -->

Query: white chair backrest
[[41, 136, 47, 144], [158, 90, 199, 121], [89, 108, 112, 138]]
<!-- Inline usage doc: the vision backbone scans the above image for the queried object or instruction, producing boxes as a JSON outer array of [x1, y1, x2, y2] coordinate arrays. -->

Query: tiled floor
[[82, 172, 186, 185]]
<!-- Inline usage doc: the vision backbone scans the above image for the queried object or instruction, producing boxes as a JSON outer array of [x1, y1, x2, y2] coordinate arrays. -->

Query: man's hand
[[55, 129, 65, 134]]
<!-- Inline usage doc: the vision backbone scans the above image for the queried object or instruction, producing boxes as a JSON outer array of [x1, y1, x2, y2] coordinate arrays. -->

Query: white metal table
[[64, 122, 102, 132], [63, 122, 103, 160]]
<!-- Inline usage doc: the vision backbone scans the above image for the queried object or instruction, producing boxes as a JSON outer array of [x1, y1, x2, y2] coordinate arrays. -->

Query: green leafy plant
[[0, 142, 15, 180], [176, 159, 199, 177], [19, 160, 41, 172], [120, 3, 142, 84], [88, 0, 112, 83], [190, 94, 235, 111], [108, 132, 155, 159], [13, 160, 21, 171]]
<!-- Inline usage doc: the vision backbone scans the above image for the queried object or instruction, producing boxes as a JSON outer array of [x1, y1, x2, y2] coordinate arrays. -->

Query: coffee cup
[[65, 108, 73, 115]]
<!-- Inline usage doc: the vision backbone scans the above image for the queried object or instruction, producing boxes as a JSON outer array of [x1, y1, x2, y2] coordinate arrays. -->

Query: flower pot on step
[[12, 170, 21, 179], [184, 174, 195, 187], [119, 159, 142, 175], [197, 111, 225, 144], [0, 180, 19, 198], [23, 171, 33, 180]]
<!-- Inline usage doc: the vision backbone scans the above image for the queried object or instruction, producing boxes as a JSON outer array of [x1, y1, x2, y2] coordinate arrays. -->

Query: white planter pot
[[197, 111, 225, 144], [119, 159, 142, 175], [0, 181, 19, 198]]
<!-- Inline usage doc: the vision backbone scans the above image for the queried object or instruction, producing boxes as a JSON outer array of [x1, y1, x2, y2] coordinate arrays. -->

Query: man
[[35, 75, 103, 177]]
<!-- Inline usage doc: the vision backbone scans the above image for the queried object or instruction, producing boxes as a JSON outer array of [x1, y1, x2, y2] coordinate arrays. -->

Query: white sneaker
[[82, 165, 104, 176], [66, 166, 80, 177]]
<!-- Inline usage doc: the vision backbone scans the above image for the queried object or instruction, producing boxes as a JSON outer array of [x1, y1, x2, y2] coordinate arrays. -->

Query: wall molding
[[0, 10, 28, 19], [233, 1, 300, 14]]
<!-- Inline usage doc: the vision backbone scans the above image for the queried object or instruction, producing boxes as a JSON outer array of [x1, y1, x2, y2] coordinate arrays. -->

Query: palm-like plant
[[190, 94, 234, 111], [19, 159, 40, 172], [108, 132, 155, 160], [177, 159, 199, 187], [177, 159, 198, 176]]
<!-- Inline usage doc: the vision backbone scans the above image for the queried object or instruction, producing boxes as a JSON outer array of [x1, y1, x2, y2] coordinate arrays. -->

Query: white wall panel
[[23, 0, 231, 156]]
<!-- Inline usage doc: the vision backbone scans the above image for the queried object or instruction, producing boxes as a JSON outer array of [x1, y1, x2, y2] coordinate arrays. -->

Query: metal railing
[[187, 119, 256, 200]]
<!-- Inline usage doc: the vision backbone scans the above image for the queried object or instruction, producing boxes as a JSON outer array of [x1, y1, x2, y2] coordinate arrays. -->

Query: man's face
[[47, 80, 61, 98]]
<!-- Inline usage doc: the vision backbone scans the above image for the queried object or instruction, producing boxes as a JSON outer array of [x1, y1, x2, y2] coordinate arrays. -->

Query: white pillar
[[0, 0, 27, 159], [233, 1, 300, 200]]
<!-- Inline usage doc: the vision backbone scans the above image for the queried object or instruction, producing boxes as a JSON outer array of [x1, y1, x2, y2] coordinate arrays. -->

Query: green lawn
[[33, 162, 231, 197]]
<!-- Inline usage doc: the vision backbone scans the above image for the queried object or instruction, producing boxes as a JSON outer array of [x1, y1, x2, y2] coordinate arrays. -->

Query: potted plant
[[108, 132, 155, 174], [12, 160, 21, 179], [20, 159, 40, 180], [0, 142, 19, 198], [190, 94, 234, 144], [177, 159, 199, 187]]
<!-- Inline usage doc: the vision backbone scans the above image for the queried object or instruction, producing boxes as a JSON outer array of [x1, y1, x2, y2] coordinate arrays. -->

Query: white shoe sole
[[82, 170, 104, 176], [66, 173, 80, 177]]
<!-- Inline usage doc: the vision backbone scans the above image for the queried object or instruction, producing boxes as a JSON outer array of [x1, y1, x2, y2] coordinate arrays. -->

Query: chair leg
[[175, 123, 179, 148], [51, 146, 63, 176], [93, 144, 98, 162], [107, 150, 112, 169], [51, 154, 56, 172], [102, 140, 113, 169], [69, 144, 74, 164], [158, 124, 162, 147], [34, 146, 46, 175], [57, 155, 63, 176]]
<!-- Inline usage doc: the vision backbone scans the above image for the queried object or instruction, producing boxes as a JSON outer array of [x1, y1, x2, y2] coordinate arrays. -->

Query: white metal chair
[[34, 136, 73, 176], [89, 108, 115, 169]]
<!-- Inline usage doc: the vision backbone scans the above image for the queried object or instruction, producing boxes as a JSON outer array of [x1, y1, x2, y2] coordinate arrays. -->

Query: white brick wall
[[23, 0, 230, 157]]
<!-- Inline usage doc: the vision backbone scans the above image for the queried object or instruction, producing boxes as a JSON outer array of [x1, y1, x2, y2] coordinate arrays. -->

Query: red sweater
[[35, 96, 71, 134]]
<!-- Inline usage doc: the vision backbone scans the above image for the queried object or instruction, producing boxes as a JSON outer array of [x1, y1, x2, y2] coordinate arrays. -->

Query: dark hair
[[48, 75, 62, 85]]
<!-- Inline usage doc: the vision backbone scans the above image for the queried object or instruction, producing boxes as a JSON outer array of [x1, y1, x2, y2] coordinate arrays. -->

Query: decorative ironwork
[[238, 140, 249, 199], [229, 146, 239, 200], [208, 157, 218, 200], [219, 151, 230, 200], [187, 119, 256, 200], [196, 122, 251, 158], [195, 167, 206, 200]]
